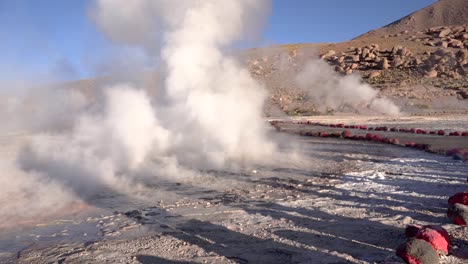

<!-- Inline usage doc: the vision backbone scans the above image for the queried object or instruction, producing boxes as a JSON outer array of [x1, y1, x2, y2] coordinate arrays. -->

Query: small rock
[[438, 41, 448, 48], [392, 57, 404, 68], [412, 58, 422, 65], [396, 238, 439, 264], [321, 50, 336, 59], [368, 71, 381, 79], [378, 58, 390, 70], [438, 28, 451, 38], [425, 70, 438, 78], [335, 66, 344, 72], [402, 216, 413, 224]]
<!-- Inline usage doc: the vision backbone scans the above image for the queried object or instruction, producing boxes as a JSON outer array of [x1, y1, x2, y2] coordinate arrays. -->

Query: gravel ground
[[3, 125, 467, 264]]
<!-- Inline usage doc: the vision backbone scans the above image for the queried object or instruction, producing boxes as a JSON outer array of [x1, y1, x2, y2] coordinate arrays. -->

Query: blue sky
[[0, 0, 436, 82]]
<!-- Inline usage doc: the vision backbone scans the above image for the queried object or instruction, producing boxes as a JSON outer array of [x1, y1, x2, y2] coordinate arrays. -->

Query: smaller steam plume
[[296, 60, 400, 115]]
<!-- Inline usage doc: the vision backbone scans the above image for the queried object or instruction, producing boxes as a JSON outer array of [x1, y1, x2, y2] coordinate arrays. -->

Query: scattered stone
[[425, 70, 438, 78], [368, 71, 381, 79], [414, 226, 450, 255], [396, 238, 439, 264], [412, 58, 422, 65], [402, 216, 413, 225], [378, 58, 390, 70], [405, 225, 422, 238], [447, 192, 468, 225], [437, 41, 448, 48], [438, 28, 451, 38], [449, 39, 464, 48], [321, 50, 336, 59], [341, 130, 352, 138], [392, 57, 404, 68], [335, 65, 344, 72]]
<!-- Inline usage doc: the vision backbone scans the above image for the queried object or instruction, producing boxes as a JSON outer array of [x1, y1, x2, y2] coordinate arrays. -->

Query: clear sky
[[0, 0, 437, 82]]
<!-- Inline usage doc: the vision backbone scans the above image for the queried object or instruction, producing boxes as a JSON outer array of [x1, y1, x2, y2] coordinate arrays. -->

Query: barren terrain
[[0, 115, 466, 263]]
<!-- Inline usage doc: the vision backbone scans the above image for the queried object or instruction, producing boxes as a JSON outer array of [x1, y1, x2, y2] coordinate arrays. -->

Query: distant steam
[[296, 60, 400, 115]]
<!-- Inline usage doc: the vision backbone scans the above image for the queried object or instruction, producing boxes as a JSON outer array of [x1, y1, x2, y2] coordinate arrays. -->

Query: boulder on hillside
[[368, 71, 381, 79], [378, 58, 390, 70], [321, 50, 336, 59], [438, 28, 451, 37], [425, 70, 438, 78]]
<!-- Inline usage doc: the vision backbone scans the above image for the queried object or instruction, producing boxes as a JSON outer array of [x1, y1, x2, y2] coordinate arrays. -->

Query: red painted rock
[[447, 192, 468, 225], [453, 153, 465, 161], [448, 203, 468, 225], [421, 130, 427, 134], [448, 192, 468, 206], [410, 128, 417, 133], [449, 131, 461, 136], [319, 132, 329, 138], [336, 124, 344, 128], [396, 238, 439, 264], [390, 127, 397, 132], [462, 132, 468, 136], [359, 125, 368, 130], [437, 130, 445, 136], [341, 130, 352, 138], [446, 148, 462, 156], [365, 133, 373, 140], [416, 129, 422, 134], [429, 131, 436, 135], [329, 124, 336, 128], [415, 144, 429, 150], [372, 135, 381, 141], [405, 225, 422, 238], [344, 125, 350, 128], [415, 226, 450, 255]]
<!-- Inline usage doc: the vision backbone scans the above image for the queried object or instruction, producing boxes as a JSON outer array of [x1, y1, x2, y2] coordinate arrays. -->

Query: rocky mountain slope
[[355, 0, 468, 39], [244, 0, 468, 115]]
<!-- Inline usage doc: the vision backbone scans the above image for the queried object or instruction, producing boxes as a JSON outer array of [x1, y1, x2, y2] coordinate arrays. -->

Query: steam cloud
[[296, 60, 400, 115], [0, 0, 400, 225], [0, 0, 275, 222]]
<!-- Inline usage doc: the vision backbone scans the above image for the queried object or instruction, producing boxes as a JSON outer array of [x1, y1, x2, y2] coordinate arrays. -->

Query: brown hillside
[[356, 0, 468, 39]]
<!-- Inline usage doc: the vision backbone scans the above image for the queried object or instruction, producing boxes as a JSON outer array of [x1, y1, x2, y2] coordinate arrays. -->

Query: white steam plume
[[89, 0, 275, 167], [0, 0, 275, 224], [296, 60, 400, 115]]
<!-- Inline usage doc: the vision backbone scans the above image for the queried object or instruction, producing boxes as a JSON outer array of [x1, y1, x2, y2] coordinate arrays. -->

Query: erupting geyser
[[1, 0, 275, 223]]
